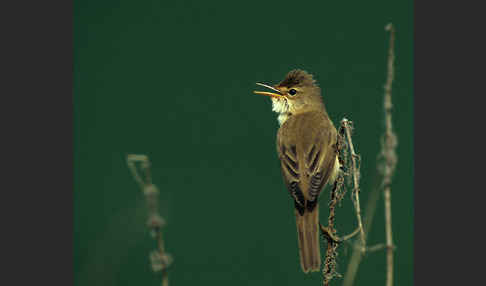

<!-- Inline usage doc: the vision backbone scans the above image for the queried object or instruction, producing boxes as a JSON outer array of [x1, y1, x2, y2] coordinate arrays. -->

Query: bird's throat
[[271, 97, 291, 125]]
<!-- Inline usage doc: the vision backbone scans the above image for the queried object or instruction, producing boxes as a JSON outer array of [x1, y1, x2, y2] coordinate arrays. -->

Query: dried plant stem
[[156, 227, 169, 286], [341, 23, 398, 286], [382, 23, 397, 286], [342, 184, 380, 286], [322, 177, 342, 286], [320, 118, 366, 286], [384, 187, 393, 286], [342, 119, 366, 251], [126, 154, 172, 286], [341, 228, 361, 242], [320, 225, 361, 244], [337, 118, 366, 286]]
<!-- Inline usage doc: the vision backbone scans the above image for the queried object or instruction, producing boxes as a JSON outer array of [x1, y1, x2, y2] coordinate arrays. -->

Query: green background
[[74, 0, 413, 285]]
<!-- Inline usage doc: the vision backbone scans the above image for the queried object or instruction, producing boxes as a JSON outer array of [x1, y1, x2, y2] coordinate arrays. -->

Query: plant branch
[[341, 119, 366, 252], [322, 175, 342, 286], [127, 154, 172, 286], [342, 182, 381, 286], [341, 23, 398, 286], [381, 23, 398, 286], [320, 225, 361, 244], [320, 117, 366, 286]]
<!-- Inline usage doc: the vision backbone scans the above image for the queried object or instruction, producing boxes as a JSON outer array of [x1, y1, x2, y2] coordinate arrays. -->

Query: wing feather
[[277, 111, 338, 211]]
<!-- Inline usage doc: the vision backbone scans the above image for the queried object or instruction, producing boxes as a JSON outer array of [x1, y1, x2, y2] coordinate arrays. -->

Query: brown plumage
[[254, 70, 339, 273]]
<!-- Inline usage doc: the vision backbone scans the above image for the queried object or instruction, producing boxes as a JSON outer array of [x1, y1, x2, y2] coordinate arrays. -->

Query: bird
[[253, 69, 340, 273]]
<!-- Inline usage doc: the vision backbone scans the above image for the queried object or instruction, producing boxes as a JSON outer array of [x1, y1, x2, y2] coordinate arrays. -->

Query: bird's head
[[254, 69, 325, 125]]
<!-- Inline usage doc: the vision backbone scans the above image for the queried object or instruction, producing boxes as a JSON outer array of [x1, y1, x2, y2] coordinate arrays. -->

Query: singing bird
[[254, 70, 340, 273]]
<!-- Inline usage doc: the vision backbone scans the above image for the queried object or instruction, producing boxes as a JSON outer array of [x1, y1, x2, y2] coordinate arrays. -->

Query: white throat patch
[[271, 97, 291, 125]]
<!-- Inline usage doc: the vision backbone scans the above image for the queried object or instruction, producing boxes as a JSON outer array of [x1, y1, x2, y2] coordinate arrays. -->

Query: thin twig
[[340, 228, 361, 242], [381, 23, 398, 286], [337, 119, 366, 286], [127, 154, 172, 286], [342, 183, 381, 286], [320, 119, 365, 286], [366, 243, 396, 253], [127, 154, 148, 189], [342, 23, 398, 286], [320, 128, 351, 286], [341, 119, 366, 252], [322, 177, 342, 286], [320, 225, 361, 244], [320, 224, 340, 244]]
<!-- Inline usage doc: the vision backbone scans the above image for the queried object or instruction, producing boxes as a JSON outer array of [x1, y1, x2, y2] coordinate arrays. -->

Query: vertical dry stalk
[[342, 184, 379, 286], [322, 177, 343, 286], [320, 119, 365, 286], [337, 119, 367, 286], [321, 127, 346, 286], [341, 119, 366, 251], [341, 23, 398, 286], [127, 154, 173, 286], [380, 23, 398, 286]]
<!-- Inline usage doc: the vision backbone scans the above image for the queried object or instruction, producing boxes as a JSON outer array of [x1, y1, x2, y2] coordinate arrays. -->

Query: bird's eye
[[288, 89, 297, 96]]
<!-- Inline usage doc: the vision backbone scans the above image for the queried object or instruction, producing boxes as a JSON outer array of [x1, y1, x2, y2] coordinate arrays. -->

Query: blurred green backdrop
[[74, 0, 413, 285]]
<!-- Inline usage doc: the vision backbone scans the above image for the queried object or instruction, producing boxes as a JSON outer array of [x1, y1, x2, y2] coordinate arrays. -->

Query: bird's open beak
[[253, 83, 283, 98]]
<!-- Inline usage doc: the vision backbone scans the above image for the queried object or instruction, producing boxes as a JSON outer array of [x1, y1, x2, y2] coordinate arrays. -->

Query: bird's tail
[[296, 206, 321, 273]]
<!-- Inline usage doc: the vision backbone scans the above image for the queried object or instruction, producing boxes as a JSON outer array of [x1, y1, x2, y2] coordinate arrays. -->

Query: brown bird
[[254, 70, 340, 273]]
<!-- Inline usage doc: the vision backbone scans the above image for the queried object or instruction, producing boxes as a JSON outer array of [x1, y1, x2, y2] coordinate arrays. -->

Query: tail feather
[[296, 206, 321, 273]]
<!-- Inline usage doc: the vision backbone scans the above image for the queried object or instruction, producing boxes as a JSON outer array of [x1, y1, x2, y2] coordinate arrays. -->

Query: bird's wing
[[305, 136, 338, 211], [277, 142, 307, 215], [277, 112, 338, 213]]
